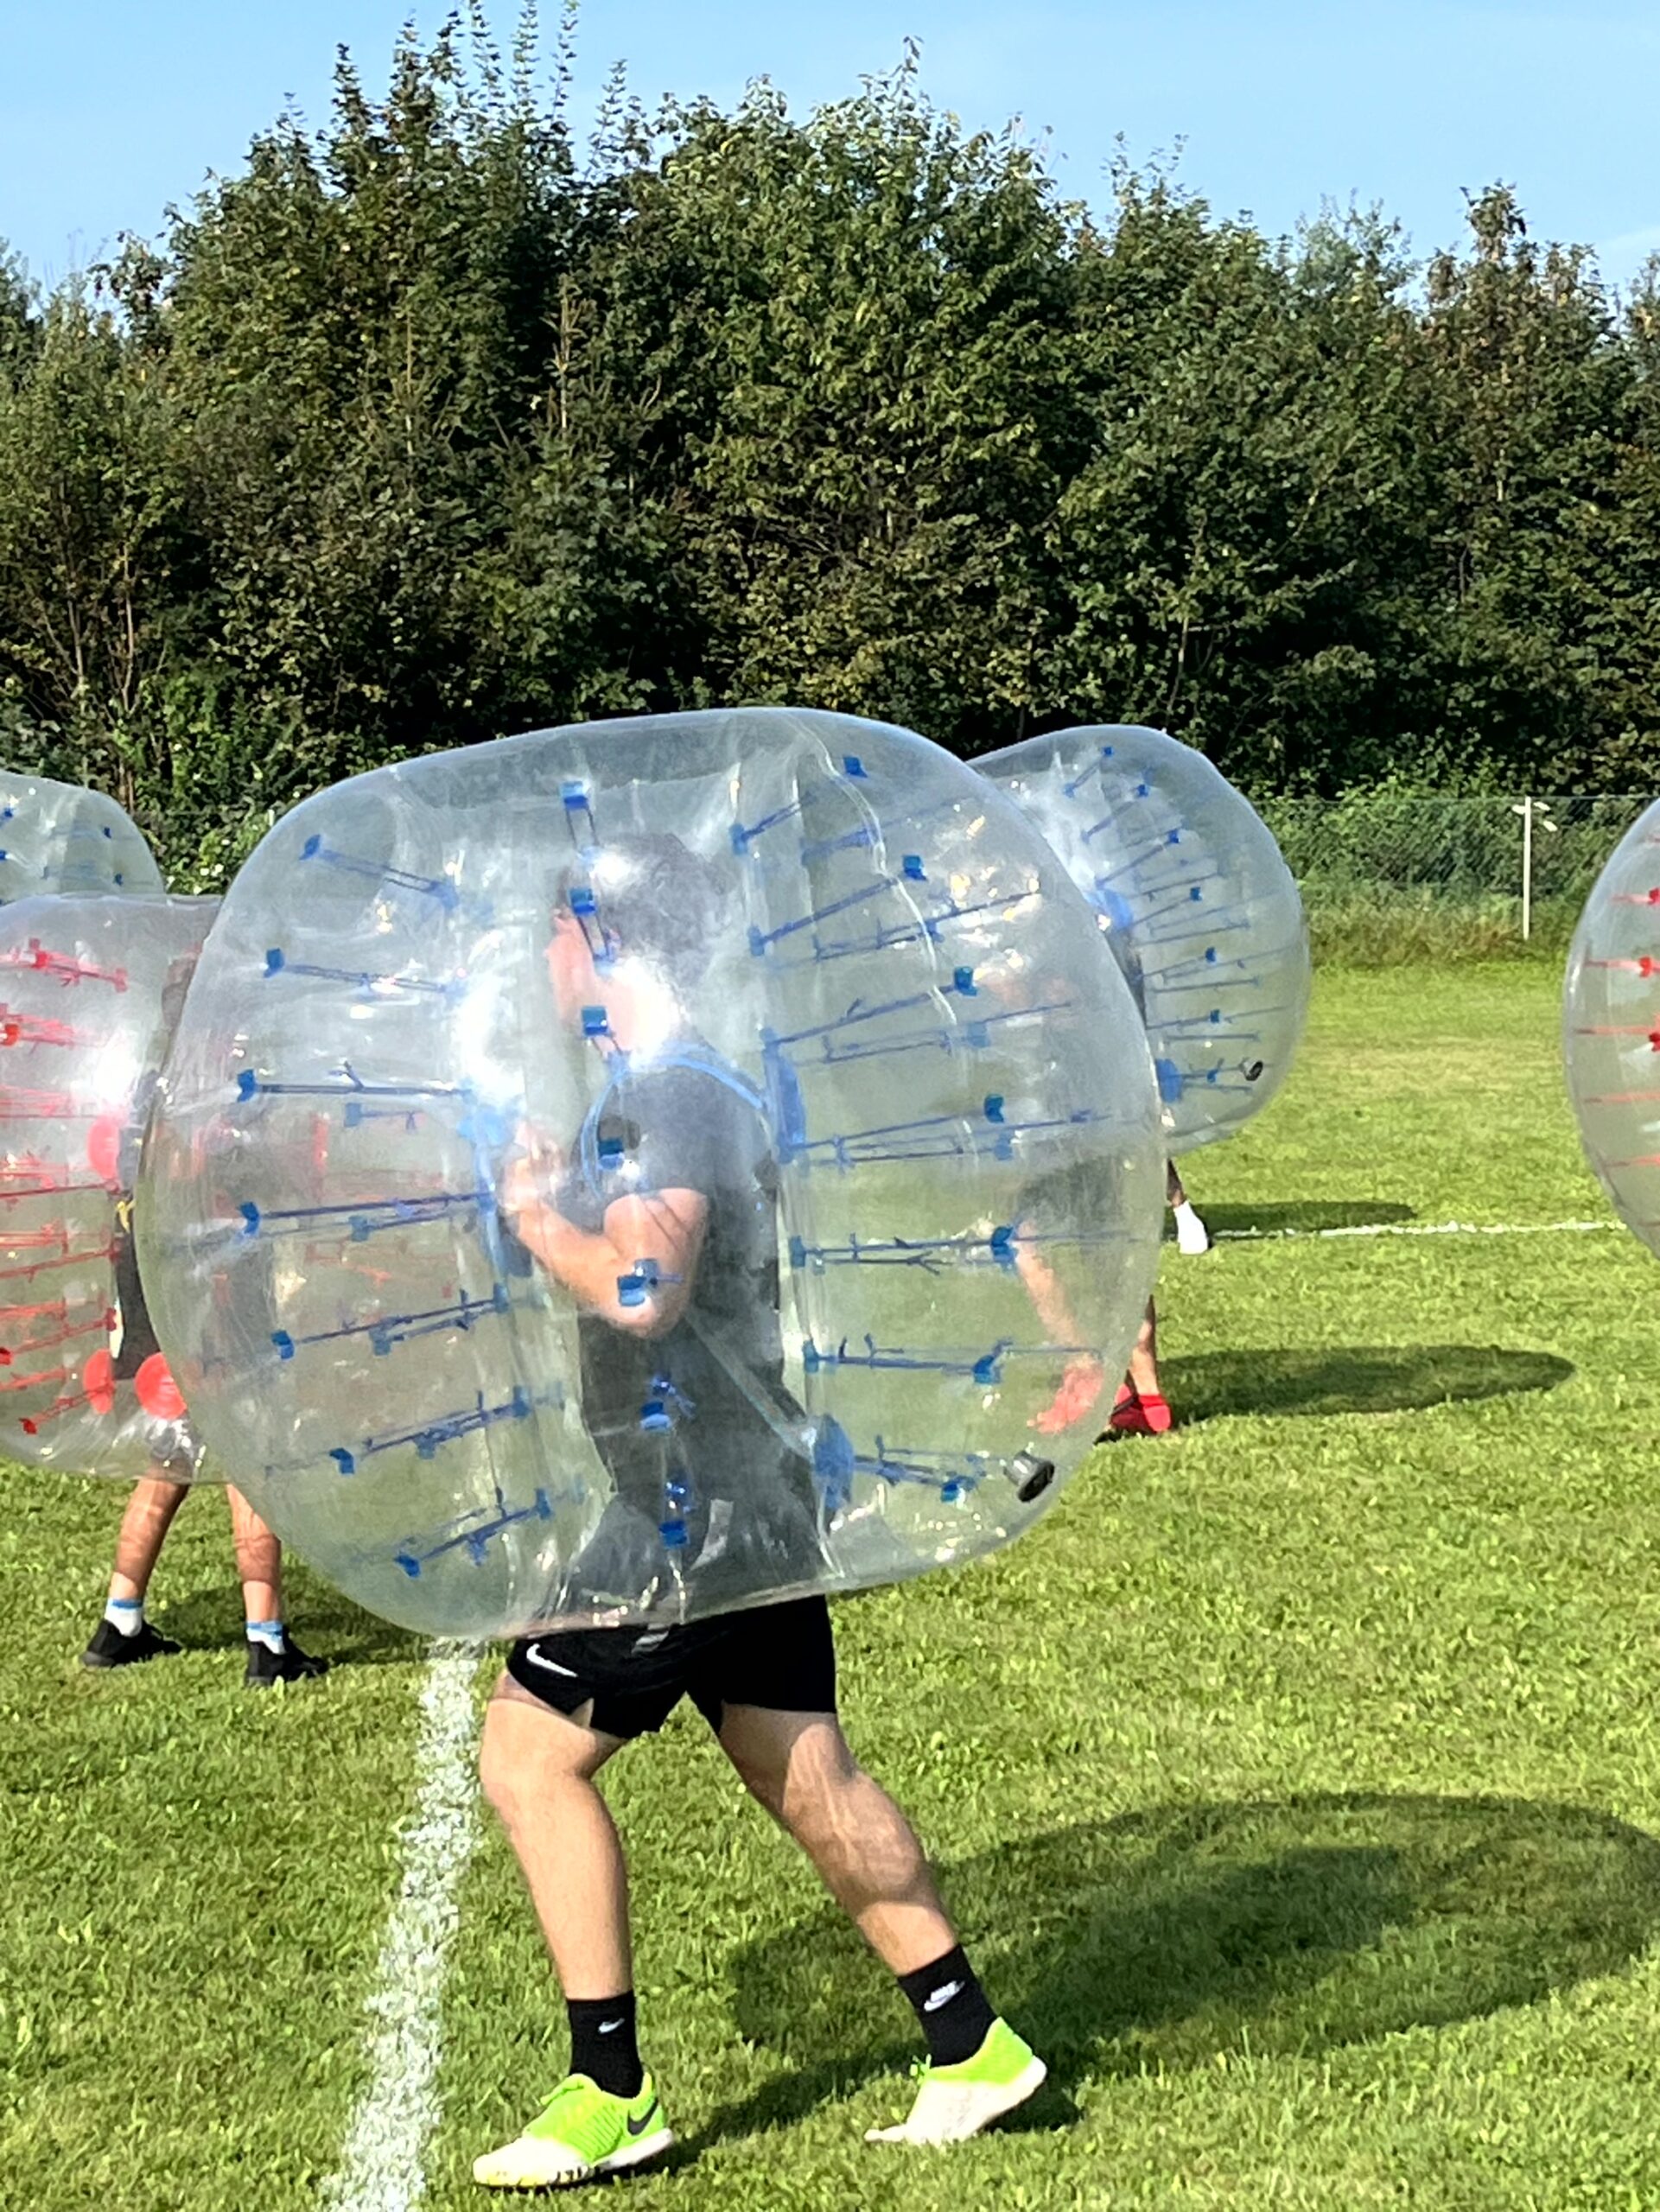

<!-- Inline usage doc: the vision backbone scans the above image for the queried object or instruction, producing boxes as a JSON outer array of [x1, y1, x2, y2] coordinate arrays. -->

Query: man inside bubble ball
[[478, 833, 1045, 2188]]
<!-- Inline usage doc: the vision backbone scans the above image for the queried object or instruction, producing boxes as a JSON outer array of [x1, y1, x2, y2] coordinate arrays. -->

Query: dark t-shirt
[[531, 1043, 823, 1611]]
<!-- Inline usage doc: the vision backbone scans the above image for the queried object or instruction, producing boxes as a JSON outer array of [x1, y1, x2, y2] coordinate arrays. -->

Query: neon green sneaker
[[473, 2072, 672, 2190], [866, 2018, 1046, 2145]]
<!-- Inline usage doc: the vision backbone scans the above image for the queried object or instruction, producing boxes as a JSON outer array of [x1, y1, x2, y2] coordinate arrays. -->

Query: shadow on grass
[[153, 1574, 423, 1667], [700, 1793, 1660, 2145], [1161, 1344, 1572, 1423], [1182, 1199, 1416, 1238]]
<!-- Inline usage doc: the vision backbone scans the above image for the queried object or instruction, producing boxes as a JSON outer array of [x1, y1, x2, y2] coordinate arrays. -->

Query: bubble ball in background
[[0, 894, 219, 1478], [140, 708, 1165, 1637], [977, 725, 1311, 1152], [1563, 798, 1660, 1255], [0, 772, 163, 904]]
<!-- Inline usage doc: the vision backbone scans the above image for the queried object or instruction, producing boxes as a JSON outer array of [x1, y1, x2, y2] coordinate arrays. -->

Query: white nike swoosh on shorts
[[523, 1644, 580, 1678]]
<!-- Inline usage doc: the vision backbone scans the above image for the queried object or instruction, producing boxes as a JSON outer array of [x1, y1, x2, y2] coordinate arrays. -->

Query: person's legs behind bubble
[[81, 1474, 330, 1684]]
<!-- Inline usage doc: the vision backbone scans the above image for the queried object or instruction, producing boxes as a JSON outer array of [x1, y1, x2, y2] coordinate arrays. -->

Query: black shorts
[[505, 1595, 836, 1741]]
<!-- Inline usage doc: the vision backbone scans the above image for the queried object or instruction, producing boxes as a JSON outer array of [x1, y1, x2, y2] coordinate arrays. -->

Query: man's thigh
[[484, 1669, 625, 1781]]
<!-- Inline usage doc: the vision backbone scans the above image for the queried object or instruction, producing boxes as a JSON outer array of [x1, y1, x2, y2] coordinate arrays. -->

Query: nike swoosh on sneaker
[[626, 2101, 662, 2138], [523, 1644, 579, 1677], [922, 1980, 964, 2012]]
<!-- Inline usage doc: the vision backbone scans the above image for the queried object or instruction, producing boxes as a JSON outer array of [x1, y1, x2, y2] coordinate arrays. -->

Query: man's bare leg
[[480, 1675, 633, 1996], [108, 1472, 189, 1605], [719, 1705, 954, 1970], [473, 1676, 667, 2189], [228, 1485, 282, 1627], [229, 1488, 330, 1684], [1105, 1299, 1173, 1435], [1128, 1298, 1161, 1400], [718, 1704, 1046, 2141], [81, 1471, 192, 1667]]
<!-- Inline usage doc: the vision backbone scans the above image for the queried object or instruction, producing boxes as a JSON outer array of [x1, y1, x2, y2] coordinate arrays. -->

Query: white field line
[[1211, 1217, 1616, 1243], [322, 1639, 485, 2212]]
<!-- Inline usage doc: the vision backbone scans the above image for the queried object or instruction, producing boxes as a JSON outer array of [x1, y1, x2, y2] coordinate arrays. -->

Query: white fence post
[[1511, 796, 1559, 938], [1512, 798, 1533, 938]]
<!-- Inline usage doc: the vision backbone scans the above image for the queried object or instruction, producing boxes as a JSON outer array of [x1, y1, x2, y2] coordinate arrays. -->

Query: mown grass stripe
[[323, 1642, 484, 2212]]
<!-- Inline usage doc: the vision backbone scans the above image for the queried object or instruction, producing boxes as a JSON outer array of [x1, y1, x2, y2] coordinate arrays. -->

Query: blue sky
[[3, 1, 1656, 294]]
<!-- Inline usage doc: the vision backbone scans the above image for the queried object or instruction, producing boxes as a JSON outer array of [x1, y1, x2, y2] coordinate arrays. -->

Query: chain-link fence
[[1256, 792, 1653, 959]]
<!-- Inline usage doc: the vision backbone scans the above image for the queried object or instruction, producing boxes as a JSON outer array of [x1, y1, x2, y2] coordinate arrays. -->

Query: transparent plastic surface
[[1564, 798, 1660, 1256], [978, 726, 1311, 1152], [139, 709, 1164, 1635], [0, 895, 217, 1478], [0, 772, 163, 903]]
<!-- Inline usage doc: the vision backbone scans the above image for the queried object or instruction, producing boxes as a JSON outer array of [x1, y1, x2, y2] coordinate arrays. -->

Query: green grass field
[[8, 963, 1660, 2212]]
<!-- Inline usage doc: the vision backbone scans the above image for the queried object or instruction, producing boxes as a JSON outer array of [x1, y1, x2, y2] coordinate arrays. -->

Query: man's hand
[[1031, 1355, 1105, 1436], [502, 1125, 564, 1227]]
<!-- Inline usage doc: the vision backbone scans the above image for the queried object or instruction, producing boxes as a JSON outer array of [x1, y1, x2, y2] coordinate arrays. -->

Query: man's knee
[[480, 1673, 607, 1820], [479, 1674, 554, 1819]]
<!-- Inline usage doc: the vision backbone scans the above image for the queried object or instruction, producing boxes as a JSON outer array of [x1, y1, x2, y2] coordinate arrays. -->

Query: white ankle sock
[[105, 1596, 144, 1637], [245, 1618, 287, 1654]]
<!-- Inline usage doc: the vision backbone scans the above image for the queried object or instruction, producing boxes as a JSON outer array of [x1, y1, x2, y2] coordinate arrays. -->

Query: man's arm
[[503, 1154, 709, 1339]]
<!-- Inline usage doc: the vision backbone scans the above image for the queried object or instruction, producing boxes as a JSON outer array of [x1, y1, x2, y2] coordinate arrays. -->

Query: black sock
[[566, 1993, 643, 2100], [897, 1944, 997, 2068]]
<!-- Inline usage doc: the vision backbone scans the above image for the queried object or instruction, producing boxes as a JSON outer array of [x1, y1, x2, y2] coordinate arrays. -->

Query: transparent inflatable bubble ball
[[978, 725, 1310, 1153], [0, 894, 217, 1480], [139, 708, 1166, 1636], [1565, 798, 1660, 1260], [0, 772, 163, 905]]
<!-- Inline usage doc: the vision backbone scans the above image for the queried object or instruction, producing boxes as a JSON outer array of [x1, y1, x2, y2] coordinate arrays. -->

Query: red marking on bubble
[[0, 1012, 86, 1048], [83, 1347, 115, 1415], [4, 1180, 103, 1204], [0, 1154, 54, 1182], [21, 1380, 99, 1433], [135, 1352, 186, 1421], [86, 1114, 123, 1185], [0, 1360, 71, 1394], [0, 1241, 118, 1285], [0, 1307, 111, 1361], [0, 1089, 87, 1121], [0, 943, 128, 990], [0, 1225, 72, 1254]]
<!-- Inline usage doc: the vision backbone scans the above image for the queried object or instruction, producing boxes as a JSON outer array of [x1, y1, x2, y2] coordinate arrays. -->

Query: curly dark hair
[[554, 831, 735, 995]]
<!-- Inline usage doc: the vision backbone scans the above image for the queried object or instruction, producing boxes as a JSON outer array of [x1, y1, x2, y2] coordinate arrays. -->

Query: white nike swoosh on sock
[[523, 1645, 579, 1677], [598, 2020, 624, 2034], [922, 1980, 964, 2012]]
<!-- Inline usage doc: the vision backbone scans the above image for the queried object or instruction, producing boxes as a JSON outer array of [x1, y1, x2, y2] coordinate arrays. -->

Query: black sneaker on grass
[[245, 1634, 330, 1688], [80, 1618, 183, 1669]]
